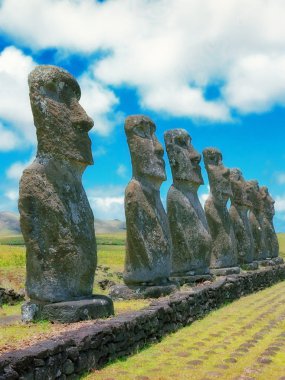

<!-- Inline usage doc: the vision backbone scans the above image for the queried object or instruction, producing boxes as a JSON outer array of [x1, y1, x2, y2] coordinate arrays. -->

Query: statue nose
[[71, 101, 94, 132]]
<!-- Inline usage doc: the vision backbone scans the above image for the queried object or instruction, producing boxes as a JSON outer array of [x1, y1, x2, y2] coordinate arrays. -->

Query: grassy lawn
[[0, 232, 151, 353], [86, 281, 285, 380], [0, 232, 284, 374]]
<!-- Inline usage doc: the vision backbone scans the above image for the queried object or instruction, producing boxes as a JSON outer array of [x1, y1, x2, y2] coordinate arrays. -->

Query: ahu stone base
[[240, 261, 259, 271], [210, 266, 240, 276], [170, 274, 213, 286], [21, 295, 114, 323], [109, 282, 179, 300], [259, 257, 284, 267]]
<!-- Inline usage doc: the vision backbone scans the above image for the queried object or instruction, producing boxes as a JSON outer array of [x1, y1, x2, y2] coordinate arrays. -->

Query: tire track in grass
[[85, 282, 285, 380]]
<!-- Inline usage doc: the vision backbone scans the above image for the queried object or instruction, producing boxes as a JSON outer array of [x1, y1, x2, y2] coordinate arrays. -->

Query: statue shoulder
[[125, 179, 143, 201]]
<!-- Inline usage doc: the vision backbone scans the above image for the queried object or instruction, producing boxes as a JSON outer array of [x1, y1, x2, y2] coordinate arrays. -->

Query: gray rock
[[19, 66, 97, 303], [22, 296, 114, 323], [202, 148, 239, 271], [229, 168, 255, 265], [247, 180, 268, 260], [40, 296, 114, 323], [109, 283, 178, 300], [164, 129, 211, 276], [260, 186, 279, 258], [21, 302, 39, 322], [123, 115, 172, 285]]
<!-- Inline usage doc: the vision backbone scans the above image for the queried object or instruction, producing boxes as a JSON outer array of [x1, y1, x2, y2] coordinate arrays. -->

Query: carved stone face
[[164, 129, 203, 186], [260, 186, 275, 219], [29, 65, 94, 165], [125, 115, 166, 183], [203, 147, 232, 204], [230, 168, 252, 208], [246, 180, 262, 211]]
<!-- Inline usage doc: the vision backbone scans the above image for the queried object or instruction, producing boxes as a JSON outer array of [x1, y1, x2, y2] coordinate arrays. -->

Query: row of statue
[[124, 116, 281, 284], [17, 65, 282, 321]]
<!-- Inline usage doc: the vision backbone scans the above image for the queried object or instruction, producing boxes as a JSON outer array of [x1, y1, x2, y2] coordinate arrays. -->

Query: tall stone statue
[[260, 186, 281, 263], [164, 129, 211, 281], [203, 148, 239, 275], [247, 180, 268, 262], [229, 169, 256, 269], [123, 115, 172, 287], [19, 65, 113, 322]]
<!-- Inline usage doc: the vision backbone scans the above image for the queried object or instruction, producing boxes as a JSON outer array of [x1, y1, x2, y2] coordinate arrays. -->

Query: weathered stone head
[[125, 115, 166, 186], [260, 186, 275, 219], [230, 168, 252, 209], [29, 65, 94, 166], [203, 148, 232, 205], [164, 129, 203, 188], [246, 180, 262, 211]]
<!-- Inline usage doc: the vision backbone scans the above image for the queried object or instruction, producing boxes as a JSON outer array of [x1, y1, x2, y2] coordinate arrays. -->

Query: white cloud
[[87, 185, 125, 220], [275, 195, 285, 213], [4, 188, 18, 202], [0, 46, 36, 146], [116, 164, 128, 178], [6, 155, 35, 180], [0, 122, 20, 151], [223, 54, 285, 113], [79, 74, 123, 136], [276, 172, 285, 185], [0, 45, 124, 148], [92, 146, 107, 158], [2, 0, 285, 119], [199, 185, 210, 207]]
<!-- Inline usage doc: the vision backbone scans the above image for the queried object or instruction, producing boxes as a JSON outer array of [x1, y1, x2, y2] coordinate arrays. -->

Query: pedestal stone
[[19, 65, 113, 322], [22, 296, 114, 323]]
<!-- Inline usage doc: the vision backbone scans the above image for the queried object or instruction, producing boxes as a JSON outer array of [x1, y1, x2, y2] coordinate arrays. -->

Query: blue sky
[[0, 0, 284, 231]]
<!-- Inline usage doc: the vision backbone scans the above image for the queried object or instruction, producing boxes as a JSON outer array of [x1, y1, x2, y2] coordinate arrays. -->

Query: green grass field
[[0, 233, 285, 378], [86, 281, 285, 380]]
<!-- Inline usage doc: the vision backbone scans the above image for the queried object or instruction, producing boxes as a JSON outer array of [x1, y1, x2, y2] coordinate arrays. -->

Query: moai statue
[[203, 148, 239, 275], [111, 115, 177, 299], [164, 129, 211, 281], [247, 180, 268, 262], [229, 169, 257, 269], [19, 65, 113, 322], [260, 186, 282, 263]]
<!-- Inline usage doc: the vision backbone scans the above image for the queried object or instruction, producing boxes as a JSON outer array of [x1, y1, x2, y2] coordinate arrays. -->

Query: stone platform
[[109, 282, 179, 300], [2, 265, 285, 379], [240, 261, 259, 271], [258, 257, 284, 267], [22, 295, 114, 323], [170, 274, 213, 286], [210, 266, 240, 276]]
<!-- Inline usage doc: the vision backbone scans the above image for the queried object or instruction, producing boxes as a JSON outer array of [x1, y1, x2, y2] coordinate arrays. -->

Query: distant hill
[[0, 211, 126, 236], [0, 212, 21, 236], [95, 218, 126, 234]]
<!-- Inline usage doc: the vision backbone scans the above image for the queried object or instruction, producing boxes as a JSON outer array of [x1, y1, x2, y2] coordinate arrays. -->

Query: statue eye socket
[[59, 84, 75, 105], [175, 137, 187, 147], [134, 125, 152, 138]]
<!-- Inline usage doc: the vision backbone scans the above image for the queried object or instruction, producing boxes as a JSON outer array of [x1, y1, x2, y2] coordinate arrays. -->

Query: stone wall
[[1, 265, 285, 380], [0, 288, 24, 306]]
